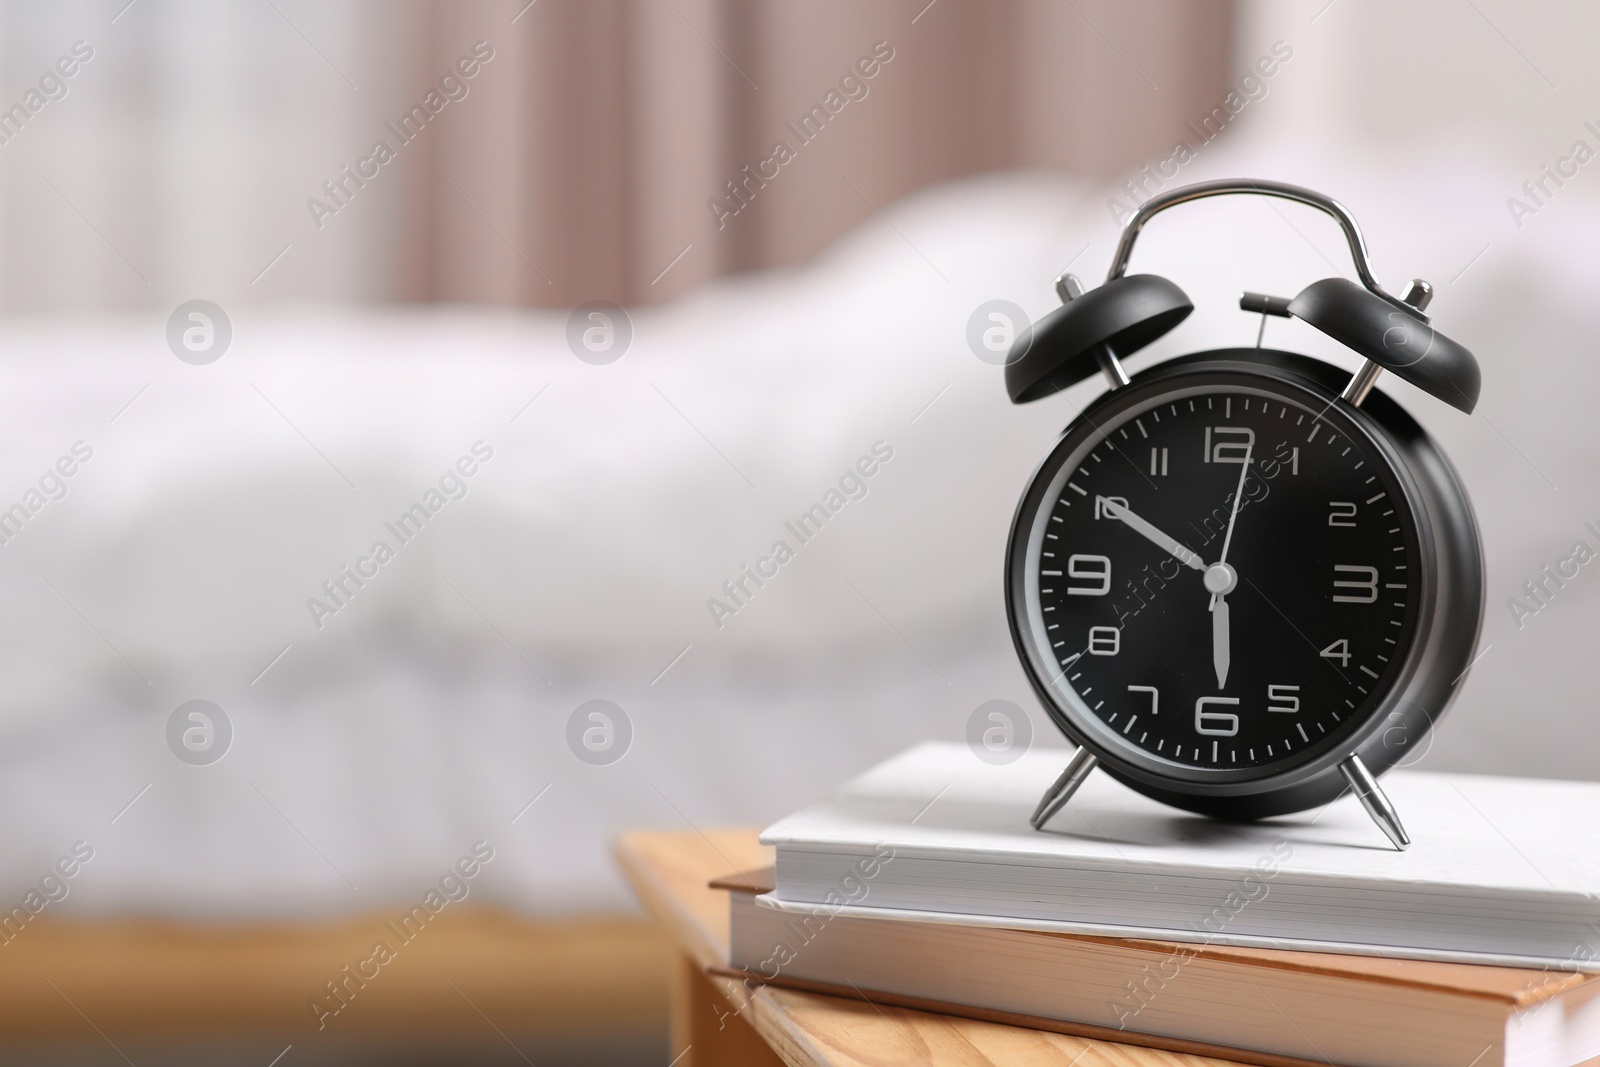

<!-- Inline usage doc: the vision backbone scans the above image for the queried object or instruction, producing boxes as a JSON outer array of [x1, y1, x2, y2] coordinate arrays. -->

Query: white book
[[727, 888, 1600, 1067], [758, 742, 1600, 969]]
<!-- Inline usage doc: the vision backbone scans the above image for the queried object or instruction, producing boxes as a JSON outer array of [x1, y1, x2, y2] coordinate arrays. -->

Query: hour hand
[[1099, 498, 1206, 571], [1212, 593, 1230, 688]]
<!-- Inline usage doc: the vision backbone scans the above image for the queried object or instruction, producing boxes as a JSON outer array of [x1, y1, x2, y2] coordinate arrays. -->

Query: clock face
[[1012, 372, 1425, 782]]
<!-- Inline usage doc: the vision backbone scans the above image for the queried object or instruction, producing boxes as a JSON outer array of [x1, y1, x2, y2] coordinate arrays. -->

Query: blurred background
[[1, 0, 1598, 1063]]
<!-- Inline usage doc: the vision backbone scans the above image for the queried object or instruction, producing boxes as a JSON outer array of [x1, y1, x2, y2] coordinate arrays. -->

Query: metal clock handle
[[1107, 179, 1398, 303], [1106, 179, 1433, 407]]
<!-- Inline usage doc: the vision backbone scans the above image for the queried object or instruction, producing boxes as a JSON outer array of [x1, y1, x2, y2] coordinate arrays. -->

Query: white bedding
[[1, 141, 1597, 920]]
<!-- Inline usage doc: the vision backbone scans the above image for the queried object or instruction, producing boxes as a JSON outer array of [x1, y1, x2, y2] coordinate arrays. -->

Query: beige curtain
[[399, 0, 1235, 308]]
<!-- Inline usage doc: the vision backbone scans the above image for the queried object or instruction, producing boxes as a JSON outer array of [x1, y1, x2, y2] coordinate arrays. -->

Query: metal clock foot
[[1339, 755, 1410, 851], [1029, 748, 1099, 830]]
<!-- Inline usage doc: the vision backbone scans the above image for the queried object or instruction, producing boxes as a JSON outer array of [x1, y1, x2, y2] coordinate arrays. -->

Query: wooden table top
[[616, 827, 1255, 1067]]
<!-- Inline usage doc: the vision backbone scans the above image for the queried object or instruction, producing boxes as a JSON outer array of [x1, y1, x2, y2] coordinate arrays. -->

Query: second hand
[[1211, 442, 1254, 611]]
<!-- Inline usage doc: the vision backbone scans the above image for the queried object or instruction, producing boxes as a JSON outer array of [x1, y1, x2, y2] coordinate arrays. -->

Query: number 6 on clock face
[[1195, 696, 1240, 736]]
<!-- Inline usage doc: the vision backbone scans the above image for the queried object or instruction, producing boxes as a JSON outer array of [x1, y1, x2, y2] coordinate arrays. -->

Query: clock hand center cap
[[1203, 562, 1238, 596]]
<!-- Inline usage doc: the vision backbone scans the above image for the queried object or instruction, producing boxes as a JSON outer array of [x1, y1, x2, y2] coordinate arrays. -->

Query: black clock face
[[1012, 374, 1424, 782]]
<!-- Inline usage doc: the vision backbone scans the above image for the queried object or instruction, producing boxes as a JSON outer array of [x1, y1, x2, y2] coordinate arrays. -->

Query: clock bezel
[[1005, 348, 1481, 816]]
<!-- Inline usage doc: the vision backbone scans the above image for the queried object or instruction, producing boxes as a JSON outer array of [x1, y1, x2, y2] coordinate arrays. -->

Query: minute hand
[[1100, 498, 1206, 571]]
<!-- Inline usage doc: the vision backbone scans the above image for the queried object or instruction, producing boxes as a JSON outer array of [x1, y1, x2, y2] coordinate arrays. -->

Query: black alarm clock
[[1006, 180, 1484, 850]]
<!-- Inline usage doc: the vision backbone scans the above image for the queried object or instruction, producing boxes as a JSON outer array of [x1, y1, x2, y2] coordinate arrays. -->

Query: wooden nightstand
[[617, 827, 1256, 1067]]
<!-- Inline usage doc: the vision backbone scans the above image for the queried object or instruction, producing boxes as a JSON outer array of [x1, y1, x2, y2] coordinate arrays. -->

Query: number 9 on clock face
[[1008, 372, 1425, 782]]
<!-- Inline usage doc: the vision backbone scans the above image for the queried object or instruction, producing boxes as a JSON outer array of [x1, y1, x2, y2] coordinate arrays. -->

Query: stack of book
[[723, 742, 1600, 1067]]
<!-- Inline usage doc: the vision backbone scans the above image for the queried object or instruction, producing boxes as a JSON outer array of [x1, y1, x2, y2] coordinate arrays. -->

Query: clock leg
[[1029, 747, 1099, 830], [1339, 755, 1411, 851]]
